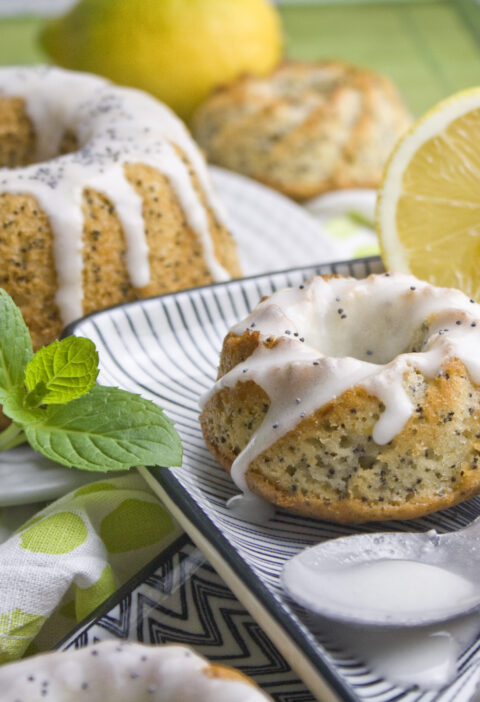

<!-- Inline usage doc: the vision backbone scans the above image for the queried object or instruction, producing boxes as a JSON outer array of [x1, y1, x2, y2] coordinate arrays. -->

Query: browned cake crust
[[201, 330, 480, 524], [192, 60, 412, 200], [0, 97, 241, 350], [203, 662, 261, 685]]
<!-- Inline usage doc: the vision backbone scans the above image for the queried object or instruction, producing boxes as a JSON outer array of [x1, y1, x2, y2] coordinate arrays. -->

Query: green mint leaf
[[24, 381, 48, 409], [24, 336, 99, 406], [1, 386, 43, 426], [25, 385, 182, 472], [0, 421, 26, 452], [0, 289, 33, 402]]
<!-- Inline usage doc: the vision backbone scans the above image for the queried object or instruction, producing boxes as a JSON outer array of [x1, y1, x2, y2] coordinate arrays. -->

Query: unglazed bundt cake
[[0, 640, 272, 701], [0, 66, 241, 350], [192, 60, 412, 200], [200, 273, 480, 523]]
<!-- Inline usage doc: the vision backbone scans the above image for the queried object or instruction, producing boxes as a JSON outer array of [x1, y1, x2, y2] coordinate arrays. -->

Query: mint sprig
[[25, 336, 99, 407], [0, 289, 182, 472], [0, 288, 33, 403]]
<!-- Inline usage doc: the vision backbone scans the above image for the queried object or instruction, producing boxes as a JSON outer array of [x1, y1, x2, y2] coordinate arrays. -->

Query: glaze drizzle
[[0, 66, 230, 325], [200, 273, 480, 492], [0, 640, 269, 701]]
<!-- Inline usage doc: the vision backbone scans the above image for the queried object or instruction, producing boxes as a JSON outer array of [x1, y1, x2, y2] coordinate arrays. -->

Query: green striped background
[[0, 0, 478, 116]]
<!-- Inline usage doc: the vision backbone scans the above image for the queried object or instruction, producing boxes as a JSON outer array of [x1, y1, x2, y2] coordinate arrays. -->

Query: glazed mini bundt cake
[[0, 640, 272, 701], [200, 273, 480, 524], [192, 60, 411, 200], [0, 66, 241, 350]]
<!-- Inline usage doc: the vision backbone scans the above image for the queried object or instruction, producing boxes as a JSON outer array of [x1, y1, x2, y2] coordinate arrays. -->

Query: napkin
[[0, 473, 181, 662], [305, 189, 379, 261]]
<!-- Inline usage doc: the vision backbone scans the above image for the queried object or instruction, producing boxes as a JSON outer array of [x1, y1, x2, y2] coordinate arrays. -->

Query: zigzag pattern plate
[[59, 533, 313, 701], [68, 257, 480, 702]]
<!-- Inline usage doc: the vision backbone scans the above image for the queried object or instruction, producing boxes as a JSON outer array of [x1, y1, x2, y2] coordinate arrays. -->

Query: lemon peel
[[376, 87, 480, 299], [41, 0, 283, 120]]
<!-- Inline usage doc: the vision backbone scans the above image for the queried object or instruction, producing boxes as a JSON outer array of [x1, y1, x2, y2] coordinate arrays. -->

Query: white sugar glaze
[[334, 611, 480, 690], [285, 557, 478, 619], [0, 66, 230, 325], [0, 640, 270, 701], [283, 554, 480, 689], [200, 273, 480, 492]]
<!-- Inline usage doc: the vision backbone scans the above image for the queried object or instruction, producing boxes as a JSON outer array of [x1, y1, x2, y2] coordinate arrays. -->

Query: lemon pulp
[[376, 89, 480, 300]]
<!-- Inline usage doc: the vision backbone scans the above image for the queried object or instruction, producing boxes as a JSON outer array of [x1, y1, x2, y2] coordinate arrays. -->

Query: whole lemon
[[41, 0, 283, 120]]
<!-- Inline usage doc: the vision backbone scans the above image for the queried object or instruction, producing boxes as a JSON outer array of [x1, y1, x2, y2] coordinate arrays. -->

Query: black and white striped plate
[[67, 256, 480, 702], [58, 532, 314, 701]]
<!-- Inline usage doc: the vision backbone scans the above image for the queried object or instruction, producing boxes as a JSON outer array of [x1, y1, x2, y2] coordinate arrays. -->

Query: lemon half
[[376, 87, 480, 299]]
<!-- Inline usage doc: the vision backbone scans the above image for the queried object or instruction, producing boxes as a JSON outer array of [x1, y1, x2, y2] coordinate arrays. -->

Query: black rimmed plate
[[67, 257, 480, 702], [57, 532, 313, 701]]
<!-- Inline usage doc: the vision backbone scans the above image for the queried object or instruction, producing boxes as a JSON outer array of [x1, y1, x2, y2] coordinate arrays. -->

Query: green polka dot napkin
[[305, 189, 379, 260], [0, 474, 181, 662]]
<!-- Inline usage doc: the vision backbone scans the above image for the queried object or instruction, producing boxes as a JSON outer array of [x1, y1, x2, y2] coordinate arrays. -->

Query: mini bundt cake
[[192, 60, 412, 200], [0, 640, 272, 701], [200, 273, 480, 523], [0, 66, 241, 350]]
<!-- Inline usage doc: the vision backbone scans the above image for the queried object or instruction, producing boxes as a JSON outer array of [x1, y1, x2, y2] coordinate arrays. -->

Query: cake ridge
[[200, 273, 480, 522], [0, 66, 231, 326]]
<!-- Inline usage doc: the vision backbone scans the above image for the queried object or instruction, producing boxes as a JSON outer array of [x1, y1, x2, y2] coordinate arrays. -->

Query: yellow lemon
[[376, 87, 480, 299], [41, 0, 283, 120]]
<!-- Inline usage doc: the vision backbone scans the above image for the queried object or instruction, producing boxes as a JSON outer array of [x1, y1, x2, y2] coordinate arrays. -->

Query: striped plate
[[57, 532, 315, 701], [68, 257, 480, 702]]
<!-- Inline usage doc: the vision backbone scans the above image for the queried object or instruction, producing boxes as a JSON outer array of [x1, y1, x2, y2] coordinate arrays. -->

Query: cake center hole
[[302, 313, 431, 366], [0, 98, 79, 169]]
